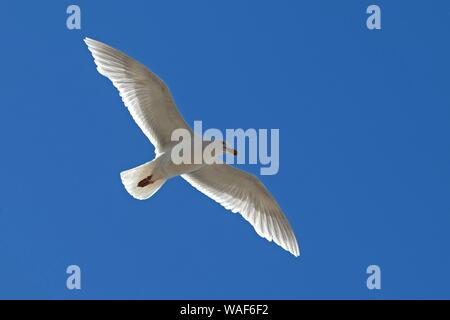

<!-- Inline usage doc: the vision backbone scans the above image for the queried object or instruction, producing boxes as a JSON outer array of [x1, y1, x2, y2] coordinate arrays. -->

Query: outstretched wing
[[182, 165, 300, 257], [84, 37, 191, 153]]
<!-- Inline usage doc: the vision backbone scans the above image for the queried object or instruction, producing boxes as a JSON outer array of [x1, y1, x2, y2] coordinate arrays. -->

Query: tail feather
[[120, 160, 166, 200]]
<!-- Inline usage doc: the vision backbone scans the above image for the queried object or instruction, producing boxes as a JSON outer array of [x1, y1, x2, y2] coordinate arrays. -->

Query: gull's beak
[[224, 146, 238, 156]]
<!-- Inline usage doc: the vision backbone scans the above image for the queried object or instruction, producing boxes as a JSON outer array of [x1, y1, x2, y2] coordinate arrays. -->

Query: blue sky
[[0, 1, 449, 299]]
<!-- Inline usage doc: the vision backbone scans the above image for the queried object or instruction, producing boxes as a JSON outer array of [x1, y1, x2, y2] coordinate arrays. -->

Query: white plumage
[[85, 37, 300, 257]]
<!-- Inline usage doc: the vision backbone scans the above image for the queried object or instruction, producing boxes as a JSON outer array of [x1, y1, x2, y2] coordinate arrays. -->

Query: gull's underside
[[84, 37, 300, 257]]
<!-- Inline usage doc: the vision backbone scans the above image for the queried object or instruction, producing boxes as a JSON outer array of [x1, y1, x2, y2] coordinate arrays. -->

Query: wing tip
[[276, 231, 300, 257], [291, 237, 301, 257], [83, 37, 93, 46], [284, 240, 300, 257], [83, 37, 106, 52], [292, 246, 300, 258], [83, 37, 96, 45]]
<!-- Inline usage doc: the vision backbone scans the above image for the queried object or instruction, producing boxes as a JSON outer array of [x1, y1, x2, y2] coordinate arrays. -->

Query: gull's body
[[84, 38, 300, 257]]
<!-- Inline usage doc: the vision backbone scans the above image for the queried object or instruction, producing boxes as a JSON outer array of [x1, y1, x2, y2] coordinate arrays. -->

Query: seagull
[[84, 38, 300, 257]]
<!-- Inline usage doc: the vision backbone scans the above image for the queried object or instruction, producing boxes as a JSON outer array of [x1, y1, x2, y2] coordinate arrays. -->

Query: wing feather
[[182, 165, 300, 257], [84, 38, 191, 153]]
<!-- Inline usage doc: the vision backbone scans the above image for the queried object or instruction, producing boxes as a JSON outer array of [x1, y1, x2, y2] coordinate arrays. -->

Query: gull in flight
[[84, 38, 300, 257]]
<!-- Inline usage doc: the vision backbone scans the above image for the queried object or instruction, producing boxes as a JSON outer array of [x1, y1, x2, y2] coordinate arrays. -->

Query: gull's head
[[222, 141, 238, 156]]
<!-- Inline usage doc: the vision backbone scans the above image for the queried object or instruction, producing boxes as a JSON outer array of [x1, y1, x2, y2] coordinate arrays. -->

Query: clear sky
[[0, 1, 449, 299]]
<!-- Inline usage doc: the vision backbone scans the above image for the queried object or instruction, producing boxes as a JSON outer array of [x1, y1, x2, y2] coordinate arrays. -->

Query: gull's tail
[[120, 160, 166, 200]]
